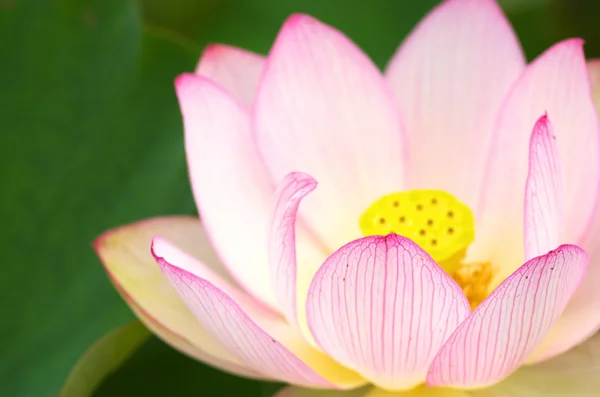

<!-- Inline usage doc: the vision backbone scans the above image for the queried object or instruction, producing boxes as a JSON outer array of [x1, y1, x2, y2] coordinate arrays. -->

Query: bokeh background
[[2, 0, 600, 396]]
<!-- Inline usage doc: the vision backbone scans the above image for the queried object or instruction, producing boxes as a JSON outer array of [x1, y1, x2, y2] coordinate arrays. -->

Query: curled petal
[[307, 234, 470, 391], [427, 245, 589, 388], [269, 172, 322, 327]]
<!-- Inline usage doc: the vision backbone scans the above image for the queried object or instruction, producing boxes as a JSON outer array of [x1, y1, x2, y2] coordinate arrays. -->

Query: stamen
[[452, 261, 493, 310]]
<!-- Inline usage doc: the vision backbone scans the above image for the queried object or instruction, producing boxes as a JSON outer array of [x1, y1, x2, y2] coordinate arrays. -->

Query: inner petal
[[360, 189, 492, 309]]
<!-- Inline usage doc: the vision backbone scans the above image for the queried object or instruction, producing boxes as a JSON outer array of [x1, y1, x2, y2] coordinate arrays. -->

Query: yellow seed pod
[[359, 190, 475, 267]]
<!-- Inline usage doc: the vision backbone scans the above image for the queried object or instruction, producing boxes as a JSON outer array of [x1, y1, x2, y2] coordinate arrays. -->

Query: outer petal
[[385, 0, 525, 209], [269, 172, 326, 329], [254, 14, 406, 251], [427, 245, 589, 389], [307, 234, 471, 391], [474, 40, 600, 281], [176, 73, 278, 309], [94, 216, 264, 379], [153, 238, 366, 389], [486, 331, 600, 396], [195, 44, 265, 106], [524, 115, 563, 260]]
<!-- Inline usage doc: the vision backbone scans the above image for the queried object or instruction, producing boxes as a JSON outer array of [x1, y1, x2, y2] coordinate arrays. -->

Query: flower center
[[360, 190, 492, 309]]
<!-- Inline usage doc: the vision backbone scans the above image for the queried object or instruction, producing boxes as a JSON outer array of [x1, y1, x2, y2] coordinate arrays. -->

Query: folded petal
[[195, 44, 265, 106], [524, 115, 563, 260], [488, 331, 600, 396], [427, 245, 589, 389], [94, 216, 263, 379], [254, 14, 406, 251], [176, 73, 278, 310], [475, 40, 600, 278], [269, 172, 326, 329], [153, 238, 366, 388], [307, 234, 470, 391], [385, 0, 525, 210]]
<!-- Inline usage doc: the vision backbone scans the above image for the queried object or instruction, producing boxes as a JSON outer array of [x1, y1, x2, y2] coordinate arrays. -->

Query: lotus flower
[[95, 0, 600, 395]]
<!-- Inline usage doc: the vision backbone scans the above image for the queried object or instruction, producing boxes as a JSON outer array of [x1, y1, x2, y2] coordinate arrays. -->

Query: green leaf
[[94, 336, 282, 397], [61, 321, 150, 397], [0, 0, 196, 395]]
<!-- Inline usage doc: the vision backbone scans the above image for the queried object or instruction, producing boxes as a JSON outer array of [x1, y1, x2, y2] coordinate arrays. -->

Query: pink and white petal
[[153, 238, 366, 388], [427, 245, 589, 389], [176, 73, 278, 310], [474, 40, 600, 279], [487, 331, 600, 396], [524, 115, 564, 261], [307, 234, 471, 391], [531, 61, 600, 362], [385, 0, 525, 210], [269, 172, 324, 328], [94, 216, 263, 379], [254, 14, 406, 251], [195, 44, 265, 106]]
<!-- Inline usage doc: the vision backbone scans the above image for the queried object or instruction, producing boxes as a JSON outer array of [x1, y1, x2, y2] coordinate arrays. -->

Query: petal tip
[[174, 72, 199, 91]]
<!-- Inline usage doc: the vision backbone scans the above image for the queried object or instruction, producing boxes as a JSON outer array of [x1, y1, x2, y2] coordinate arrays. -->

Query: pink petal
[[524, 115, 564, 260], [475, 40, 600, 274], [153, 238, 366, 388], [527, 61, 600, 362], [176, 73, 278, 310], [94, 216, 265, 379], [269, 172, 319, 326], [306, 234, 470, 391], [195, 44, 265, 106], [385, 0, 525, 210], [253, 14, 406, 251], [427, 245, 589, 388]]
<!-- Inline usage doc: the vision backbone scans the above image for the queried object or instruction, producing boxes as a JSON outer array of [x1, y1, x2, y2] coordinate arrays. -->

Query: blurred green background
[[1, 0, 599, 396]]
